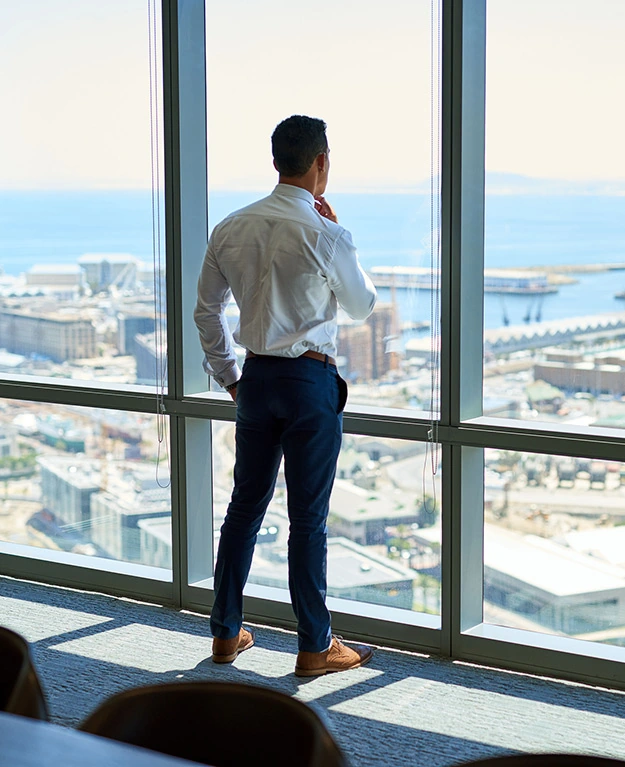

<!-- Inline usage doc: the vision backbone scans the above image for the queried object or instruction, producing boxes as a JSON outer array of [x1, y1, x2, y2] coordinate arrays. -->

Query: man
[[194, 115, 377, 676]]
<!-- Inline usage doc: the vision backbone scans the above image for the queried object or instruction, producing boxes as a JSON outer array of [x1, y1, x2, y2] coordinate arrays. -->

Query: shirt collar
[[272, 183, 315, 207]]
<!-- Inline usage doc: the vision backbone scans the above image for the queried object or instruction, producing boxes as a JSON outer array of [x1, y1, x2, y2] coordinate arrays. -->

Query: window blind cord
[[148, 0, 171, 488], [424, 0, 441, 512]]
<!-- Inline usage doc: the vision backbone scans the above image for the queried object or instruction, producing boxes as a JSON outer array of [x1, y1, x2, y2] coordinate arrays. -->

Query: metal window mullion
[[439, 0, 486, 428], [440, 0, 487, 657], [454, 421, 625, 461], [0, 381, 160, 412], [162, 0, 210, 608], [455, 0, 487, 643], [162, 0, 209, 401], [162, 0, 182, 401], [439, 0, 455, 658]]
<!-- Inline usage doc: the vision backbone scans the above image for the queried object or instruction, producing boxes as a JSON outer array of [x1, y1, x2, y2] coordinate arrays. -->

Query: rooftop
[[485, 524, 625, 598], [330, 479, 418, 523]]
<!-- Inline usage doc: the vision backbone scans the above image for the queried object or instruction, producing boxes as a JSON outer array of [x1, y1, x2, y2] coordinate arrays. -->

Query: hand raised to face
[[314, 196, 339, 223]]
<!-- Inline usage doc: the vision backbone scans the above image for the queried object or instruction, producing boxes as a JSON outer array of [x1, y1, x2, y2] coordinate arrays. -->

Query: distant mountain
[[312, 173, 625, 196]]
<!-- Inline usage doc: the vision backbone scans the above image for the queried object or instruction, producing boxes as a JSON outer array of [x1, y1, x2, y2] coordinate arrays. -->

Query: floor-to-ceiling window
[[475, 0, 625, 652], [2, 0, 625, 690], [0, 0, 172, 594], [181, 0, 444, 636]]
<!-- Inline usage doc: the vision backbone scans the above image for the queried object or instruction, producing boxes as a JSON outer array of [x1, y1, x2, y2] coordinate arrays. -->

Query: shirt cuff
[[212, 363, 242, 389]]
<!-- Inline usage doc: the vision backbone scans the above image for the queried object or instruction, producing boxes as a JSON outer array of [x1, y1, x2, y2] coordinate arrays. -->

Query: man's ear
[[317, 153, 326, 173], [273, 158, 279, 172]]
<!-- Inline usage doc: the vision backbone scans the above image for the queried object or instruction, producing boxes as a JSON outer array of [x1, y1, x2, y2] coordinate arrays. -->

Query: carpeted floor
[[2, 575, 625, 767]]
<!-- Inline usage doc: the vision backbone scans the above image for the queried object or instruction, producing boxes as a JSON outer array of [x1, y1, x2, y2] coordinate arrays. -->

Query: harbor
[[370, 263, 625, 296]]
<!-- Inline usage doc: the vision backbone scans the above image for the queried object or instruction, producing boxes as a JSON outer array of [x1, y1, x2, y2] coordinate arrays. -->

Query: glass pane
[[213, 422, 441, 617], [0, 399, 171, 571], [0, 2, 165, 390], [484, 448, 625, 643], [204, 0, 440, 413], [483, 1, 625, 428]]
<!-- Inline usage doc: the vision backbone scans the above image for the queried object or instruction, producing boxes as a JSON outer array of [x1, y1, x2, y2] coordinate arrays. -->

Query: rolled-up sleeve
[[326, 230, 377, 320], [193, 240, 242, 388]]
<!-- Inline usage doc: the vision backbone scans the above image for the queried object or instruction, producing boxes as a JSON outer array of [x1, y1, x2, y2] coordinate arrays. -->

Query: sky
[[1, 0, 624, 190]]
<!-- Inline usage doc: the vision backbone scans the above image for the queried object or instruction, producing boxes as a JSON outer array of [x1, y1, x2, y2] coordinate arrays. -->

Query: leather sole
[[294, 647, 373, 677], [212, 629, 255, 663]]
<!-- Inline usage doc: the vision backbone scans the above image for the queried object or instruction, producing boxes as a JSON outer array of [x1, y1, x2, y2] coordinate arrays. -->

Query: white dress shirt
[[194, 183, 377, 388]]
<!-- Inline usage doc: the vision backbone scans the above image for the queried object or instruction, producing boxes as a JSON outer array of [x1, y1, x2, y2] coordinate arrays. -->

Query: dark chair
[[80, 680, 347, 767], [0, 626, 49, 720], [459, 755, 625, 767]]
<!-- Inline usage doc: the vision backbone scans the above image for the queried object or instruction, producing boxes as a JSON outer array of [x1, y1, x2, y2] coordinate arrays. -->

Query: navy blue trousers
[[210, 355, 347, 653]]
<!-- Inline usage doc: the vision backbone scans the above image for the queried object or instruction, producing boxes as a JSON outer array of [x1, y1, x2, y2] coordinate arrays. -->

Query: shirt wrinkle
[[194, 183, 377, 387]]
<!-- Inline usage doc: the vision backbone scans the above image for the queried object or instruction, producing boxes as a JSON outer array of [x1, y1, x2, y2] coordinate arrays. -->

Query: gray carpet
[[2, 575, 625, 767]]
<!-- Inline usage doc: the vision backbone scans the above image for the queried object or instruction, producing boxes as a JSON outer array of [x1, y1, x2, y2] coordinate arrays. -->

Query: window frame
[[2, 0, 625, 691]]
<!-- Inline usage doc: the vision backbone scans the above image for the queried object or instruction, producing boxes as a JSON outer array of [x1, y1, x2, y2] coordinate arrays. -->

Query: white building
[[484, 524, 625, 636], [25, 264, 88, 299]]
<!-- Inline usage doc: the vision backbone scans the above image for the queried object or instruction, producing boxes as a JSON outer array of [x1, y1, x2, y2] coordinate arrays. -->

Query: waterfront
[[2, 189, 625, 640]]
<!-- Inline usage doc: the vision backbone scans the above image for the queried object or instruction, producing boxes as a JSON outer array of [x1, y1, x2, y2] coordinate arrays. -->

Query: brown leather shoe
[[295, 635, 373, 677], [212, 627, 255, 663]]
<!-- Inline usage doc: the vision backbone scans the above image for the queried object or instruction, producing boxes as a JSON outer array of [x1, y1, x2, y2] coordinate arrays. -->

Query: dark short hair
[[271, 115, 328, 177]]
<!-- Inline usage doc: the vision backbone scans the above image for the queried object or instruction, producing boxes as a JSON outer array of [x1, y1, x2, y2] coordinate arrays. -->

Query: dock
[[370, 266, 557, 294], [370, 263, 625, 295]]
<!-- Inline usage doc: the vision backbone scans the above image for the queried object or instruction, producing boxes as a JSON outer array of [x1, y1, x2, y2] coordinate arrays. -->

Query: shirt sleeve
[[193, 238, 242, 388], [326, 229, 377, 320]]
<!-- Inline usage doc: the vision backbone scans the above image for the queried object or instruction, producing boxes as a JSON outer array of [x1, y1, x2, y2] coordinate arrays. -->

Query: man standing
[[194, 115, 377, 676]]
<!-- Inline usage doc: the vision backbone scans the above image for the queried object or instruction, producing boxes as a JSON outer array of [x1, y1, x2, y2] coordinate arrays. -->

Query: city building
[[77, 254, 139, 293], [89, 473, 171, 563], [484, 525, 625, 637], [337, 321, 372, 380], [24, 264, 87, 299], [138, 516, 172, 569], [525, 379, 565, 413], [117, 308, 157, 355], [0, 303, 96, 362], [38, 455, 101, 529], [534, 356, 625, 397], [368, 302, 399, 379], [134, 331, 167, 385], [249, 536, 416, 610], [37, 416, 87, 453], [328, 479, 422, 546], [337, 302, 399, 381]]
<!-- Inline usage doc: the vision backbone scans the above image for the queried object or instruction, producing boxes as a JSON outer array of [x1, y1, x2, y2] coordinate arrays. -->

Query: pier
[[484, 312, 625, 356], [405, 311, 625, 361], [370, 266, 557, 294], [370, 263, 625, 295]]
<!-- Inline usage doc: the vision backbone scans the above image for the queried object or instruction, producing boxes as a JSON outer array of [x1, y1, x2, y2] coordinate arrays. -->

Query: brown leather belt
[[246, 350, 337, 367]]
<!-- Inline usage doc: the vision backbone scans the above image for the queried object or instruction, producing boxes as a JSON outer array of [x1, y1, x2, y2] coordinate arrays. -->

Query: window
[[3, 0, 625, 692], [0, 398, 171, 573], [483, 0, 625, 431], [202, 0, 441, 414], [0, 1, 165, 391], [484, 448, 625, 644], [212, 423, 441, 622]]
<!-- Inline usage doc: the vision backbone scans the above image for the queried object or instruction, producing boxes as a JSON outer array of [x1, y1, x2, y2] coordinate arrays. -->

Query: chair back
[[0, 626, 49, 720], [81, 680, 346, 767]]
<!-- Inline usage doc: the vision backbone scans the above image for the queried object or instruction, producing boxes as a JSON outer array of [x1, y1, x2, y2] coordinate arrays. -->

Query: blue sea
[[1, 190, 624, 330]]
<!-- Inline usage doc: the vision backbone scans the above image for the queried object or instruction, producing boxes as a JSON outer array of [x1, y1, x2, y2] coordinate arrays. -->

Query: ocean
[[1, 190, 624, 331]]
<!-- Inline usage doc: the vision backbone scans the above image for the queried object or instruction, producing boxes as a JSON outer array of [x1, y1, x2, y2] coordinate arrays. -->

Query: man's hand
[[228, 388, 237, 403], [314, 196, 338, 223]]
